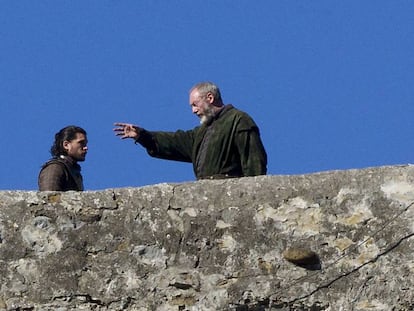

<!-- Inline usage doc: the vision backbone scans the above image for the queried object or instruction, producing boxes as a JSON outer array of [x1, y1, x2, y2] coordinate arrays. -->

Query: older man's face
[[189, 89, 214, 124]]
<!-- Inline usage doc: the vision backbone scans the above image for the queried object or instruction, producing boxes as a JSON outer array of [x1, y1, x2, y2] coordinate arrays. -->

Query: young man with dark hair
[[38, 125, 88, 191]]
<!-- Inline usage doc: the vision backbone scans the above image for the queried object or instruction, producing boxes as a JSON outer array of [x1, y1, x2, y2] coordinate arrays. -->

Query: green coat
[[137, 105, 267, 179]]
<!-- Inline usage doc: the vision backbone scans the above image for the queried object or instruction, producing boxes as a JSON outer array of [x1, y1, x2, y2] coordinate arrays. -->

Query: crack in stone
[[225, 231, 414, 310], [52, 294, 104, 305], [167, 184, 178, 210], [288, 231, 414, 305]]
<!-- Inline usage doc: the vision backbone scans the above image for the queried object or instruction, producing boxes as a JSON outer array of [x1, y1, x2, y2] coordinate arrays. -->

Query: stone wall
[[1, 165, 414, 310]]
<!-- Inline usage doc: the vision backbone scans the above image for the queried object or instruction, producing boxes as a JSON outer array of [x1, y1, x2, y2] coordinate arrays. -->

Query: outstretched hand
[[113, 123, 140, 140]]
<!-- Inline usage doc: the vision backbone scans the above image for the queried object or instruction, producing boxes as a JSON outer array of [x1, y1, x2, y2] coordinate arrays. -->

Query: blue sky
[[1, 1, 413, 190]]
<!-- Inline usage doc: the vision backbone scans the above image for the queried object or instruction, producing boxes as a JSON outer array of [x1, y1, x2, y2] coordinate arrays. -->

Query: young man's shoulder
[[41, 158, 69, 171]]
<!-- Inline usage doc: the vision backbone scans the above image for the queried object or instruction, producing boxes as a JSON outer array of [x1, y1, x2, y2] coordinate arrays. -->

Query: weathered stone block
[[0, 165, 414, 310]]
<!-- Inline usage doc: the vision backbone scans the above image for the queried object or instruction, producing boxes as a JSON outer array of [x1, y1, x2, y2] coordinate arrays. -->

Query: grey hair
[[190, 81, 223, 103]]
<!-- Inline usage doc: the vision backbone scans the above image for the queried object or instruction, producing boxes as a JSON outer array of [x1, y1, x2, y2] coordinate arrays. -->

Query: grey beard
[[199, 109, 215, 125]]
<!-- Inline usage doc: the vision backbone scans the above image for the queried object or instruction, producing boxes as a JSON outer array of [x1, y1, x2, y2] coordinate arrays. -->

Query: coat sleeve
[[234, 116, 267, 176], [137, 128, 195, 163], [38, 163, 67, 191]]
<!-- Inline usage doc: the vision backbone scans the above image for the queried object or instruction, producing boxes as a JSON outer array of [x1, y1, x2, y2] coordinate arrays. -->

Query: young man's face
[[63, 132, 88, 162]]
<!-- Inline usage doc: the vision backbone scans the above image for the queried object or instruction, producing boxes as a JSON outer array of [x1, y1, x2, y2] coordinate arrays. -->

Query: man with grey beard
[[113, 81, 267, 180]]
